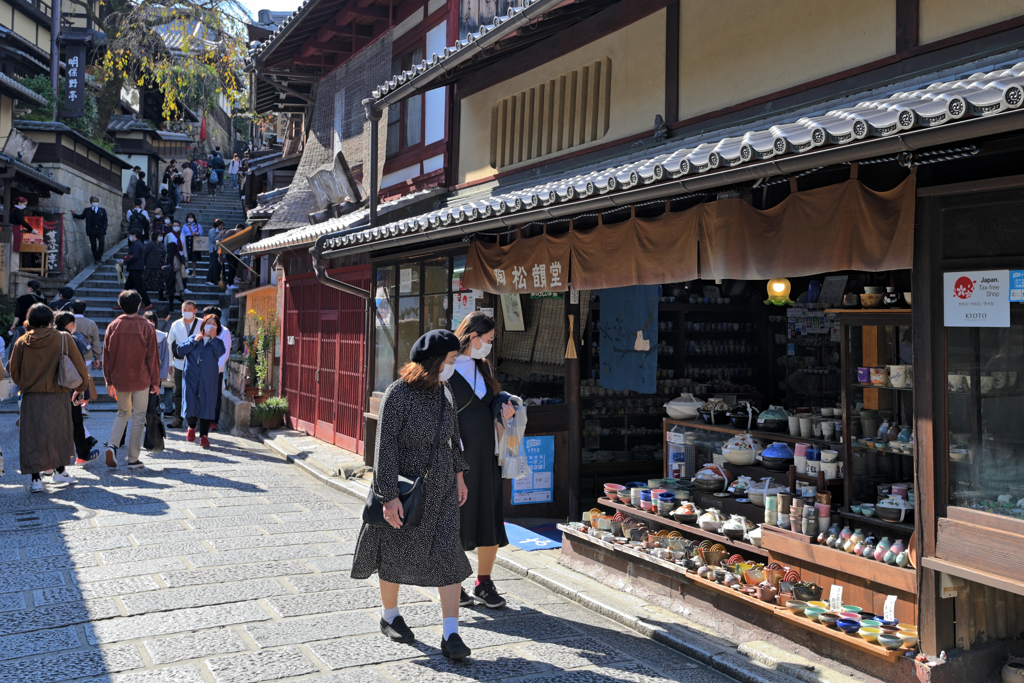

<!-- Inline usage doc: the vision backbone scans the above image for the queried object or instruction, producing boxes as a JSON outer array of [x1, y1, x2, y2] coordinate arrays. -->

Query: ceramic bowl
[[818, 612, 842, 628], [804, 607, 826, 621], [860, 504, 876, 517], [785, 600, 807, 615], [898, 631, 918, 648], [876, 618, 899, 629], [877, 633, 903, 650], [839, 612, 862, 622], [860, 620, 882, 629], [808, 601, 829, 610], [859, 627, 881, 642], [860, 293, 884, 309], [841, 605, 863, 614], [898, 624, 918, 634], [723, 527, 746, 541], [837, 619, 861, 634]]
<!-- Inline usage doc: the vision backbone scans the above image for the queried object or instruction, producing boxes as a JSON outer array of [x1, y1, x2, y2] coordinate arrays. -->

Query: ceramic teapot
[[878, 496, 914, 523], [665, 393, 705, 420]]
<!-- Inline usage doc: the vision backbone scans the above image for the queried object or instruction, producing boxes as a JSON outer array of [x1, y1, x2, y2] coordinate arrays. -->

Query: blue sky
[[238, 0, 300, 21]]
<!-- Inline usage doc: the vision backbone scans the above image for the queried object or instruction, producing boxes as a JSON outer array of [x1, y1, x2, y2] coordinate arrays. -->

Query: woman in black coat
[[451, 312, 515, 610]]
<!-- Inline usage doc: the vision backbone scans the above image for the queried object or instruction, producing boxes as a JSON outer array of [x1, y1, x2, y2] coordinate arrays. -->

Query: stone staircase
[[79, 177, 248, 402]]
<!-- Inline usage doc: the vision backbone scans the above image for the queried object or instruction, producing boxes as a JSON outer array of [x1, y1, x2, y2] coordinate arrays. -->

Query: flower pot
[[261, 415, 283, 430]]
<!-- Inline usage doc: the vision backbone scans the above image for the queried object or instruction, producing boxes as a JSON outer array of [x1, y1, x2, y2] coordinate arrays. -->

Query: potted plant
[[253, 395, 288, 430]]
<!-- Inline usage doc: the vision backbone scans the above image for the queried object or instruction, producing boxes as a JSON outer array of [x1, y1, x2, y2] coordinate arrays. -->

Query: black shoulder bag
[[362, 389, 446, 530]]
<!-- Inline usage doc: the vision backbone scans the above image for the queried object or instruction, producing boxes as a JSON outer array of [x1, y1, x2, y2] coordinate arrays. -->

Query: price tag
[[828, 585, 844, 613], [883, 595, 897, 622]]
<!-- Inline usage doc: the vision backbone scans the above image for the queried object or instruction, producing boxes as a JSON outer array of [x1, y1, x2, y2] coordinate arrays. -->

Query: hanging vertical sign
[[62, 42, 87, 117], [38, 212, 64, 276]]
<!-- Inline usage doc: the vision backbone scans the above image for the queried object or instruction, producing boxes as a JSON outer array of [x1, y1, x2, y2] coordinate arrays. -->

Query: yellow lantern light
[[765, 278, 793, 306]]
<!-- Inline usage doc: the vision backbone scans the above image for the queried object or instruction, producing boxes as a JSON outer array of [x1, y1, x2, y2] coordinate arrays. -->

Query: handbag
[[363, 390, 446, 530], [56, 332, 84, 390], [193, 235, 210, 252]]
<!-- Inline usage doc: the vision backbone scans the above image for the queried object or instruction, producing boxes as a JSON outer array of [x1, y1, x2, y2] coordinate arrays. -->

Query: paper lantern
[[765, 278, 793, 306]]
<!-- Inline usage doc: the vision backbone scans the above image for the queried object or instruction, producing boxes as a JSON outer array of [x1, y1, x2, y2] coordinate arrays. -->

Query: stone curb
[[266, 439, 806, 683]]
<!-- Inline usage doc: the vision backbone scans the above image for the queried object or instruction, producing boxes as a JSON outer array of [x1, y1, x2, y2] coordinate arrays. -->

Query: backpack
[[209, 170, 219, 184], [128, 209, 149, 233]]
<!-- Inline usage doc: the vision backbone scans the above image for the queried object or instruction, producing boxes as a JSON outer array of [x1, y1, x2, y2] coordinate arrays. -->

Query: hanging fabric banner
[[698, 172, 916, 280], [62, 42, 87, 118], [570, 207, 700, 290], [464, 232, 571, 294], [598, 285, 659, 394]]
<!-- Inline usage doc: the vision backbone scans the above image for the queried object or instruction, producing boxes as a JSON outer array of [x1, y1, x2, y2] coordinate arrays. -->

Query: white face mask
[[173, 226, 180, 232], [471, 339, 492, 359], [182, 310, 195, 320], [16, 204, 26, 211], [439, 361, 456, 382], [91, 202, 99, 209], [205, 324, 217, 336]]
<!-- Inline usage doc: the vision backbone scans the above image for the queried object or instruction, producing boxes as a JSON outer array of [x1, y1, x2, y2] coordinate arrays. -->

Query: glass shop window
[[947, 312, 1024, 516], [374, 266, 396, 393]]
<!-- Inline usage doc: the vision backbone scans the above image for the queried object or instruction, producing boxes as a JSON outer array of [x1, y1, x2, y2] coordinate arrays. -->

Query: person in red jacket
[[102, 290, 160, 470]]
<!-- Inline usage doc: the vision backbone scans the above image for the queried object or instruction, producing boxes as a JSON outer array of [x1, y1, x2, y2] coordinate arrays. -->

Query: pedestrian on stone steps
[[176, 313, 224, 449], [350, 330, 472, 661], [9, 303, 89, 492], [143, 230, 166, 299], [181, 163, 193, 203], [181, 213, 203, 276], [166, 300, 199, 429], [71, 300, 102, 370], [114, 230, 152, 312], [164, 242, 188, 305], [54, 311, 99, 466], [228, 153, 240, 186], [205, 220, 225, 286], [156, 307, 175, 415], [102, 290, 160, 470], [201, 305, 229, 431]]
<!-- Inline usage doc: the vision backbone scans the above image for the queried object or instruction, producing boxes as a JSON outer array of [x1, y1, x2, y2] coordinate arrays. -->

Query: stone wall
[[34, 163, 125, 282]]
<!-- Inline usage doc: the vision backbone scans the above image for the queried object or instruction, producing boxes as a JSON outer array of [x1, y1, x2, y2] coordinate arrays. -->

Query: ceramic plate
[[736, 498, 750, 503], [714, 492, 731, 498]]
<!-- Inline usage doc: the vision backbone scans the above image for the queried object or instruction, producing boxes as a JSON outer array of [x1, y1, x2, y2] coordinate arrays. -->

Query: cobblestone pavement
[[0, 411, 724, 683]]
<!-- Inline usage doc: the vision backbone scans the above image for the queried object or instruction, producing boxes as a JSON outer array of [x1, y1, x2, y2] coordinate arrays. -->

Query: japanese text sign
[[512, 435, 554, 505], [63, 43, 87, 118], [464, 233, 570, 294], [944, 270, 1010, 327]]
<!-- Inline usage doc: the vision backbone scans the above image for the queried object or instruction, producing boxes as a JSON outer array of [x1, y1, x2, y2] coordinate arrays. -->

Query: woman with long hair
[[350, 330, 473, 660], [9, 303, 90, 492], [175, 313, 224, 448], [451, 311, 515, 608]]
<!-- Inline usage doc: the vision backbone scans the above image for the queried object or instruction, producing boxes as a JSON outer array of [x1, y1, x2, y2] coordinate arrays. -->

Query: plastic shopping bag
[[497, 400, 531, 480]]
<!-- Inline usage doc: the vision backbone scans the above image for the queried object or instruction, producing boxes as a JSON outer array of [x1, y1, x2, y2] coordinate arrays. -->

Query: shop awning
[[319, 59, 1024, 260], [218, 225, 256, 253], [0, 151, 71, 195]]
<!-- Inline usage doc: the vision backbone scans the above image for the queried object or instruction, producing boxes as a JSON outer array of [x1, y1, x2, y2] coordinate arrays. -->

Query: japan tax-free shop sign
[[943, 270, 1010, 327]]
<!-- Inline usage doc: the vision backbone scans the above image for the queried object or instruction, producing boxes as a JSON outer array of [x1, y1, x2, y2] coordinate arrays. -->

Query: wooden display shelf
[[761, 525, 916, 594], [664, 418, 841, 450], [596, 496, 768, 558], [559, 524, 903, 663], [851, 383, 913, 393], [836, 510, 916, 536], [582, 460, 663, 475]]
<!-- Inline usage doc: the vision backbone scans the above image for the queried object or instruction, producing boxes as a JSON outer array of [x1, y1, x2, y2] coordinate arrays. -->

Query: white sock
[[84, 427, 91, 438], [443, 617, 459, 639], [382, 606, 399, 624]]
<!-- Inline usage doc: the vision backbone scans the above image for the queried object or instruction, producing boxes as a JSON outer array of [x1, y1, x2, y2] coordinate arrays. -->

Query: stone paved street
[[0, 410, 726, 683]]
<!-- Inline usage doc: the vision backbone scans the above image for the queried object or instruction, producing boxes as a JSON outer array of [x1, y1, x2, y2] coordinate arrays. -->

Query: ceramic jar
[[874, 537, 892, 562], [840, 525, 854, 542], [1001, 657, 1024, 683], [844, 528, 865, 554]]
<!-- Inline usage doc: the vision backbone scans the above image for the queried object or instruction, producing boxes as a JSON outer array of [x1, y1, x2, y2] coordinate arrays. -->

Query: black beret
[[410, 329, 460, 363]]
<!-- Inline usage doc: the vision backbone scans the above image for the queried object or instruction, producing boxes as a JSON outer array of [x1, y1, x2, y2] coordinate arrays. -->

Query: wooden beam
[[347, 5, 389, 20], [664, 0, 679, 123], [896, 0, 919, 53]]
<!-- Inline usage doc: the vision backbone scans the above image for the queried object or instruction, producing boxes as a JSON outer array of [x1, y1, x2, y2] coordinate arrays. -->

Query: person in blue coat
[[176, 313, 225, 448]]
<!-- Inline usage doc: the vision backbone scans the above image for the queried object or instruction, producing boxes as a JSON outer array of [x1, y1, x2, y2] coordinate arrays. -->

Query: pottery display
[[698, 398, 732, 425], [877, 496, 914, 523], [665, 393, 706, 420], [727, 402, 760, 429], [877, 633, 903, 650], [722, 434, 765, 466], [758, 442, 795, 472], [1002, 657, 1024, 683], [757, 405, 792, 432]]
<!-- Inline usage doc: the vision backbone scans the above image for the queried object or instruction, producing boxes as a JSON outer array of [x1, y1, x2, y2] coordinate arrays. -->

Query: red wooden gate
[[281, 264, 371, 454]]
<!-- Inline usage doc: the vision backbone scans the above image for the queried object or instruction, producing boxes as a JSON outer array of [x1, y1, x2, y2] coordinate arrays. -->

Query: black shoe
[[85, 436, 98, 450], [459, 588, 474, 607], [473, 581, 506, 609], [441, 633, 471, 660], [380, 616, 414, 643]]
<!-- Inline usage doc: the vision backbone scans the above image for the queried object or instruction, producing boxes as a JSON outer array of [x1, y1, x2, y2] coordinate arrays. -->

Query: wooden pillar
[[664, 0, 680, 124], [565, 293, 581, 522]]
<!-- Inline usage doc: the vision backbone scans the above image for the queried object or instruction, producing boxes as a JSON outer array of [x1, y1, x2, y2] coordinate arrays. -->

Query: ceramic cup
[[857, 367, 871, 383], [821, 407, 835, 418], [904, 365, 914, 388], [800, 416, 814, 438], [948, 374, 968, 392], [806, 461, 820, 475], [788, 415, 801, 436], [822, 462, 839, 479], [794, 443, 810, 458], [815, 502, 831, 518], [820, 449, 839, 463], [822, 421, 836, 439], [870, 367, 889, 386], [801, 484, 817, 498], [888, 365, 907, 388], [812, 420, 823, 437], [836, 462, 845, 478], [993, 371, 1007, 389], [981, 375, 995, 394], [794, 454, 807, 474]]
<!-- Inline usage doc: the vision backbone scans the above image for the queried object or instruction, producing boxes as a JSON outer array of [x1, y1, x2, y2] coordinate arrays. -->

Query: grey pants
[[109, 388, 149, 464]]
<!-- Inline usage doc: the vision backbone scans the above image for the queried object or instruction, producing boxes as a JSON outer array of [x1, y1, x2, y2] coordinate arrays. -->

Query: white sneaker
[[51, 471, 78, 484], [81, 407, 89, 417], [30, 480, 43, 493], [183, 288, 193, 294]]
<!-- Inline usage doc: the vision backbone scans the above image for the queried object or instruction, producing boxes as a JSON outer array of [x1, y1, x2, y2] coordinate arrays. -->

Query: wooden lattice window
[[490, 57, 612, 170]]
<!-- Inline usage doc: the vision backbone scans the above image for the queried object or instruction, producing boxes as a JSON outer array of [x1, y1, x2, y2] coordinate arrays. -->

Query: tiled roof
[[0, 151, 70, 194], [0, 73, 47, 107], [247, 187, 288, 220], [14, 120, 133, 168], [241, 187, 444, 254], [155, 130, 194, 142], [155, 19, 221, 52], [246, 0, 322, 62], [107, 115, 154, 133], [320, 60, 1024, 254]]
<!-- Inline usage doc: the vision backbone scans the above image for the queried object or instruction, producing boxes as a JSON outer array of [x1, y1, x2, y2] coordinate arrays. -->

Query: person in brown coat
[[102, 290, 161, 470], [8, 303, 90, 493]]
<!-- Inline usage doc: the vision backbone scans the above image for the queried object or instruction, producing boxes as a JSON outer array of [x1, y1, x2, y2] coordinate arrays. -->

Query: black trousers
[[89, 234, 105, 261], [172, 367, 183, 416], [124, 269, 151, 306], [72, 402, 89, 461], [214, 372, 223, 424], [186, 417, 211, 436]]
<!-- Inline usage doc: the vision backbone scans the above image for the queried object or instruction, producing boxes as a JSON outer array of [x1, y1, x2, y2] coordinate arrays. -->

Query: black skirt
[[450, 370, 509, 551]]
